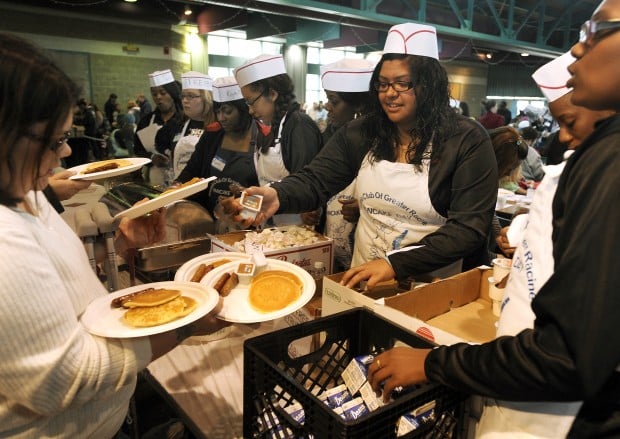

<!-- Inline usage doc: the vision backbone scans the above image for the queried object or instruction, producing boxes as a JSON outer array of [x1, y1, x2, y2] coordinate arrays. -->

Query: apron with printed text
[[352, 152, 461, 278], [324, 181, 357, 271], [476, 155, 581, 439], [254, 113, 301, 226]]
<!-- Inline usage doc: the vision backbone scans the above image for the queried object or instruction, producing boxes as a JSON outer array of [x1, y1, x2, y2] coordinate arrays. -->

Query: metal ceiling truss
[[184, 0, 590, 58]]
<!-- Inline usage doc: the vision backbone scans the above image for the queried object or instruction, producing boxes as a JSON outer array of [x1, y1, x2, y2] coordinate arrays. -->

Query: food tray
[[243, 308, 466, 438]]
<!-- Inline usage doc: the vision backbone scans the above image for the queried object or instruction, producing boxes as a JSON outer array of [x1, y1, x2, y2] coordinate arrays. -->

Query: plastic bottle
[[310, 261, 326, 297]]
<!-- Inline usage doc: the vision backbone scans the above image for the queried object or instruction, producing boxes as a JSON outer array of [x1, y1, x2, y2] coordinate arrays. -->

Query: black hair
[[335, 91, 373, 116], [361, 53, 458, 170], [213, 99, 253, 133], [245, 73, 299, 152], [0, 32, 79, 206]]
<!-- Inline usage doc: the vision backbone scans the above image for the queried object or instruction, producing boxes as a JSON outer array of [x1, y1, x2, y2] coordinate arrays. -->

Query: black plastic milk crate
[[243, 308, 466, 438]]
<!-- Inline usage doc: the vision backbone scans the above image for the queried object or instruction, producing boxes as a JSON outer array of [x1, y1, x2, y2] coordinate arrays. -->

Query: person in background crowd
[[103, 93, 119, 128], [133, 69, 183, 185], [301, 58, 375, 272], [519, 126, 545, 182], [458, 101, 471, 118], [126, 100, 141, 126], [155, 71, 217, 181], [233, 23, 497, 287], [177, 76, 261, 233], [65, 98, 97, 167], [492, 126, 528, 196], [0, 32, 226, 438], [365, 2, 620, 435], [136, 93, 152, 117], [497, 100, 512, 125], [479, 99, 506, 130], [233, 54, 323, 226]]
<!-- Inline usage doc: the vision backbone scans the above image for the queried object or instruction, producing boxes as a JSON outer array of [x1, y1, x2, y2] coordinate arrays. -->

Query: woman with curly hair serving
[[234, 23, 497, 288], [234, 54, 322, 226]]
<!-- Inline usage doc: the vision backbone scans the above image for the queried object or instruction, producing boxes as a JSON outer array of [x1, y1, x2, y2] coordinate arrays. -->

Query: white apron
[[352, 153, 461, 278], [172, 119, 203, 179], [136, 114, 166, 186], [477, 153, 581, 439], [254, 114, 300, 226], [324, 181, 357, 270]]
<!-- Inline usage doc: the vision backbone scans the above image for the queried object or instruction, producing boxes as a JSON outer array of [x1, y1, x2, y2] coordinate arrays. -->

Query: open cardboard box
[[322, 267, 498, 346]]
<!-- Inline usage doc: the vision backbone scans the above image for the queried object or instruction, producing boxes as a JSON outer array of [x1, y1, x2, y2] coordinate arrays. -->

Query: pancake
[[123, 296, 187, 327], [82, 158, 131, 174], [252, 270, 303, 289], [178, 296, 198, 317], [248, 274, 302, 313], [122, 288, 181, 308]]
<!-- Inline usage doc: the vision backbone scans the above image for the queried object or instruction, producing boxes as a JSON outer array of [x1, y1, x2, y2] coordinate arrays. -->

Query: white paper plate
[[68, 157, 152, 180], [113, 176, 215, 220], [174, 252, 252, 283], [201, 259, 315, 323], [80, 281, 219, 338]]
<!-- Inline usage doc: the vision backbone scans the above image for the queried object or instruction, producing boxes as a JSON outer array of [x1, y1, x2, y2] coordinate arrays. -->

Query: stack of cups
[[488, 277, 504, 317], [489, 258, 512, 317], [492, 258, 512, 283]]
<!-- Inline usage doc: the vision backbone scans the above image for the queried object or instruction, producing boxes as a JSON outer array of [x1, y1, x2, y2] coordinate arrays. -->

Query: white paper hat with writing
[[383, 23, 439, 60], [320, 58, 376, 92], [234, 54, 287, 88], [212, 76, 243, 102], [181, 71, 213, 90], [148, 69, 175, 87], [532, 51, 575, 102]]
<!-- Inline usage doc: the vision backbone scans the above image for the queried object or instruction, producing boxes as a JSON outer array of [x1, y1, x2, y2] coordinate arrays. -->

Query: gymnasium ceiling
[[4, 0, 599, 64]]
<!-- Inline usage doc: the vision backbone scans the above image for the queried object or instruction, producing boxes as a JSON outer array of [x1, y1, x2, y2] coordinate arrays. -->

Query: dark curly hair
[[244, 73, 299, 152], [362, 53, 458, 170], [213, 99, 253, 133]]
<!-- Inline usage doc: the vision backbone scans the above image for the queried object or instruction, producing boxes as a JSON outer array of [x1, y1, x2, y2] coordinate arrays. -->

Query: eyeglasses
[[181, 93, 201, 100], [245, 90, 265, 107], [373, 80, 414, 93], [579, 19, 620, 45], [25, 130, 72, 152]]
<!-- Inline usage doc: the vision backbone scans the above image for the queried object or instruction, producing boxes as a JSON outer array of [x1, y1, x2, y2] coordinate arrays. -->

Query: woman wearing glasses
[[0, 33, 226, 437], [234, 54, 323, 226], [236, 23, 497, 285], [154, 71, 218, 181]]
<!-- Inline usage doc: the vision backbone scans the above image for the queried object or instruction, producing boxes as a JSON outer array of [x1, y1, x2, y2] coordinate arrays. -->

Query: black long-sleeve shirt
[[271, 115, 497, 278], [426, 114, 620, 437]]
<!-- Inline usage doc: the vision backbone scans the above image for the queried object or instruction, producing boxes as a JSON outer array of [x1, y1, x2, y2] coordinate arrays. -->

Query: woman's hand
[[367, 347, 432, 403], [339, 197, 359, 223], [340, 258, 396, 290], [48, 170, 92, 200], [301, 208, 322, 227], [115, 203, 166, 257], [496, 226, 515, 258]]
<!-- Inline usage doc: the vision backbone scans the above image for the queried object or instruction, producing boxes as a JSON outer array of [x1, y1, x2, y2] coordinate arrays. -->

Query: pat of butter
[[239, 192, 263, 220]]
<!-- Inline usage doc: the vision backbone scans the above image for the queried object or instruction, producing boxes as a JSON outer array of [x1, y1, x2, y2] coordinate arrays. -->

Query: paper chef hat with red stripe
[[148, 69, 175, 87], [532, 51, 575, 102], [212, 76, 243, 102], [383, 23, 439, 60], [320, 58, 376, 93], [234, 54, 287, 88], [181, 71, 213, 90]]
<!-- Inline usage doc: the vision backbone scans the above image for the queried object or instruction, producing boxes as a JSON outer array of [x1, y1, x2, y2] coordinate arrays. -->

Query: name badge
[[211, 155, 226, 172]]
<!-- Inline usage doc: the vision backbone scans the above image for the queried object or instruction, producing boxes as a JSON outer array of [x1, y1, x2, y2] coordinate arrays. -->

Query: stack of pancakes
[[122, 288, 197, 327], [248, 270, 303, 313]]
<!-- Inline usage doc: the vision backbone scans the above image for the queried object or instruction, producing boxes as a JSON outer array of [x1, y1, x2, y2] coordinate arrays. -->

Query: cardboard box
[[209, 227, 334, 274], [322, 267, 498, 346]]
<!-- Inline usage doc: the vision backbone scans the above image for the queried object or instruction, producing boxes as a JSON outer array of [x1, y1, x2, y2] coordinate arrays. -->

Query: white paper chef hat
[[212, 76, 243, 102], [148, 69, 175, 87], [320, 58, 376, 93], [234, 54, 287, 88], [383, 23, 439, 59], [532, 51, 575, 102], [181, 71, 213, 90]]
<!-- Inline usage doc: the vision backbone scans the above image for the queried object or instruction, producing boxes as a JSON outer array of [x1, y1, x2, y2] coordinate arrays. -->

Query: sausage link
[[220, 273, 239, 297], [213, 272, 231, 295]]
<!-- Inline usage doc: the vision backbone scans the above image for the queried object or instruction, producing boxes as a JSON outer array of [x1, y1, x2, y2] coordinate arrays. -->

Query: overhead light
[[486, 53, 492, 59], [184, 5, 192, 15], [124, 0, 138, 3], [521, 52, 530, 57]]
